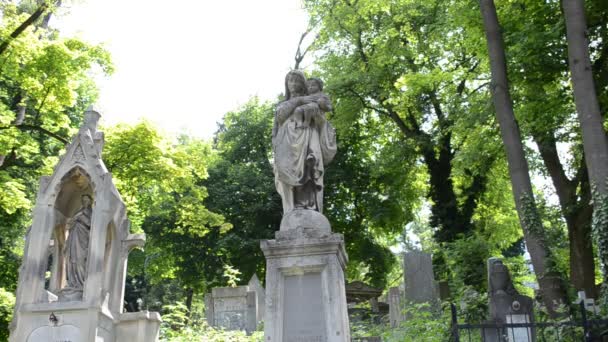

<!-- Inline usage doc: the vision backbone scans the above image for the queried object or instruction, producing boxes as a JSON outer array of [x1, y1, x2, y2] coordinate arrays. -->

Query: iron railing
[[450, 301, 608, 342]]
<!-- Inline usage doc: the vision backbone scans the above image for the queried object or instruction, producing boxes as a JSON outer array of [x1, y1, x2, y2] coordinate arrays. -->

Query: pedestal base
[[10, 302, 161, 342], [261, 227, 350, 342]]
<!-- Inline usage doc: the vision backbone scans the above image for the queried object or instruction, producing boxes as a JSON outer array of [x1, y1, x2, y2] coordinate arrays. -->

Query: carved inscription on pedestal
[[213, 296, 247, 330], [283, 273, 327, 342], [27, 325, 82, 342]]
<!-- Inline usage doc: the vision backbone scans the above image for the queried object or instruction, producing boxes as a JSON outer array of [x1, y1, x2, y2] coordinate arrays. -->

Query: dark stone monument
[[484, 258, 535, 342]]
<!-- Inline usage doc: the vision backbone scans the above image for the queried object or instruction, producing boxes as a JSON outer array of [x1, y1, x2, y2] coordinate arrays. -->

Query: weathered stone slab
[[248, 274, 265, 322], [206, 285, 258, 334], [283, 273, 327, 341], [403, 251, 438, 304], [388, 287, 402, 328]]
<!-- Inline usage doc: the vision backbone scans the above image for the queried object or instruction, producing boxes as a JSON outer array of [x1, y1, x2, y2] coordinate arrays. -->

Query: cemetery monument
[[9, 109, 161, 342], [261, 70, 350, 341], [484, 257, 535, 342]]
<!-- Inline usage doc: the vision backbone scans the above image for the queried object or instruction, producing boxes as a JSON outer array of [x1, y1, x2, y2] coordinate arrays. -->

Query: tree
[[103, 122, 231, 312], [479, 0, 567, 315], [562, 0, 608, 293], [303, 0, 527, 289]]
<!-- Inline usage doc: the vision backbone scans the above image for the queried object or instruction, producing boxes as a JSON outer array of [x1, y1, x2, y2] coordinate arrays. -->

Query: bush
[[0, 288, 15, 340]]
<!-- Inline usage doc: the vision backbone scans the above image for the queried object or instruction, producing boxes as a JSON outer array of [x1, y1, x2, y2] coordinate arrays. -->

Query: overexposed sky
[[54, 0, 310, 138]]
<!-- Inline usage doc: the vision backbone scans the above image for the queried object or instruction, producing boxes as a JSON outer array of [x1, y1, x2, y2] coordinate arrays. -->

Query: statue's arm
[[316, 94, 333, 112], [276, 99, 299, 124]]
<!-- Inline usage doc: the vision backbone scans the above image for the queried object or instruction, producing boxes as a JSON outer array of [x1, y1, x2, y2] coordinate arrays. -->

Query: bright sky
[[54, 0, 310, 138]]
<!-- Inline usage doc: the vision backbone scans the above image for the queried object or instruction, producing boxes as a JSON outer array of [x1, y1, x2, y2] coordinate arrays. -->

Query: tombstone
[[262, 71, 349, 341], [484, 258, 535, 342], [403, 251, 439, 304], [345, 281, 382, 313], [388, 287, 403, 328], [576, 291, 600, 315], [438, 281, 451, 301], [206, 286, 257, 334], [9, 108, 161, 342], [248, 274, 265, 322]]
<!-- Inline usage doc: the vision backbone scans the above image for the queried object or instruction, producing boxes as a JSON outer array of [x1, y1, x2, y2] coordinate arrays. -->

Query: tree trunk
[[534, 132, 597, 297], [185, 287, 194, 319], [562, 0, 608, 287], [480, 0, 567, 316]]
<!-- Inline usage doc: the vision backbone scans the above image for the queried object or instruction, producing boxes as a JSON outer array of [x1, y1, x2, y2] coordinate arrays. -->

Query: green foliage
[[0, 287, 15, 341], [160, 300, 263, 341], [591, 185, 608, 309], [351, 302, 452, 342], [102, 122, 232, 310], [223, 264, 242, 288], [204, 98, 281, 285]]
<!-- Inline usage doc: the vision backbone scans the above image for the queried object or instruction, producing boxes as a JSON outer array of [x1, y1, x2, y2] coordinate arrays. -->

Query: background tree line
[[0, 0, 607, 338]]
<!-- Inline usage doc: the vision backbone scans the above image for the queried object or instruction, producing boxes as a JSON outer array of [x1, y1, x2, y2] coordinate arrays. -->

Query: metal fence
[[450, 302, 608, 342]]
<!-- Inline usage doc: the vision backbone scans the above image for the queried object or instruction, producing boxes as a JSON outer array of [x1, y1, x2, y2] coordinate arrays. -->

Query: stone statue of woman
[[272, 70, 337, 215], [62, 194, 92, 297]]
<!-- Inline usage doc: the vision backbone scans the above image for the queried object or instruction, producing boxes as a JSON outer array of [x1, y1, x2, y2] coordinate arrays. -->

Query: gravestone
[[403, 251, 439, 305], [283, 272, 327, 340], [438, 281, 451, 300], [484, 258, 535, 342], [248, 274, 265, 323], [388, 287, 403, 328], [9, 109, 161, 342], [205, 285, 257, 334], [576, 291, 600, 315], [262, 71, 349, 341]]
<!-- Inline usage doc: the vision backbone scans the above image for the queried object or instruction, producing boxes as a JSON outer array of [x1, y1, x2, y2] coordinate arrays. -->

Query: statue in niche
[[62, 194, 92, 298], [272, 71, 337, 214]]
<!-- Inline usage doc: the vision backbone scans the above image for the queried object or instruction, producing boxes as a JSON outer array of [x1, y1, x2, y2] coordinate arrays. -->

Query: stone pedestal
[[261, 223, 350, 342]]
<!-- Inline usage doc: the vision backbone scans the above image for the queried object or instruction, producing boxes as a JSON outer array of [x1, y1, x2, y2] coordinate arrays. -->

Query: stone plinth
[[116, 311, 162, 341], [261, 226, 350, 342]]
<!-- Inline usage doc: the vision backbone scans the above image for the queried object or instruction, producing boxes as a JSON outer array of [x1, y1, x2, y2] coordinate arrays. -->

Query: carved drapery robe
[[272, 96, 337, 214], [64, 206, 91, 290]]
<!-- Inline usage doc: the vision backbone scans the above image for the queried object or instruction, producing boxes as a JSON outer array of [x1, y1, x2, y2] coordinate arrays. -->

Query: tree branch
[[0, 3, 49, 56], [0, 124, 68, 144]]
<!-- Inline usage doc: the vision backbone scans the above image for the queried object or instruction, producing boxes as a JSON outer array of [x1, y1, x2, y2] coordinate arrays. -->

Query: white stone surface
[[506, 314, 533, 342], [261, 225, 350, 342], [280, 209, 331, 232], [27, 324, 82, 342]]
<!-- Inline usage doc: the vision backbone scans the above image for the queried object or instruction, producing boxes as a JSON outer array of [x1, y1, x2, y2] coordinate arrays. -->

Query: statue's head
[[285, 70, 307, 99], [306, 77, 323, 94], [81, 194, 93, 208]]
